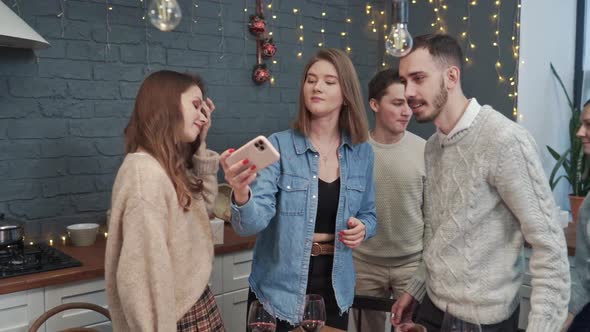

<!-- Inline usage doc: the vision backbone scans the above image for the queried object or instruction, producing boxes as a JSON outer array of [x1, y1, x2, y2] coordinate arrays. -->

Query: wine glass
[[300, 294, 326, 332], [247, 300, 276, 332], [441, 305, 482, 332]]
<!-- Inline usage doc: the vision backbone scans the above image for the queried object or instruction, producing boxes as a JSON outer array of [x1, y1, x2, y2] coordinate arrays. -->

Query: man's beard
[[415, 77, 448, 123]]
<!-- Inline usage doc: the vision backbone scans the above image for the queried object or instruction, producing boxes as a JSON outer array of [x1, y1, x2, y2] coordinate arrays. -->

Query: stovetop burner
[[0, 242, 81, 279]]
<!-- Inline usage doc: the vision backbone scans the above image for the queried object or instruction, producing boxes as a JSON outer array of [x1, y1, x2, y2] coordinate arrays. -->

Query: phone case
[[226, 135, 280, 171]]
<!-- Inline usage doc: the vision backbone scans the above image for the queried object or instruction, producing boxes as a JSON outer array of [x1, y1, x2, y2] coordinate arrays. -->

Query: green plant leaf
[[547, 145, 562, 161], [550, 63, 574, 110], [551, 175, 571, 189], [548, 148, 571, 189]]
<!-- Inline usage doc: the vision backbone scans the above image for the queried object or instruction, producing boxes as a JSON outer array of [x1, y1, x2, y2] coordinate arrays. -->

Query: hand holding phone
[[222, 136, 279, 205], [226, 136, 280, 171]]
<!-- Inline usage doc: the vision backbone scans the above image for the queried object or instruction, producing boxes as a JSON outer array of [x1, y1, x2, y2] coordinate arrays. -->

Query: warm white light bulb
[[386, 0, 413, 58], [148, 0, 182, 32], [386, 23, 413, 57]]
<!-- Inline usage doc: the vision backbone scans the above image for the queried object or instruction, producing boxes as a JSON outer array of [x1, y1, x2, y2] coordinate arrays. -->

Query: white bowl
[[67, 223, 99, 246]]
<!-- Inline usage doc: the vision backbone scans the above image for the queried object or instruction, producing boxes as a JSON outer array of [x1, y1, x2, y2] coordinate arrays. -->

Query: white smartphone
[[226, 135, 280, 171]]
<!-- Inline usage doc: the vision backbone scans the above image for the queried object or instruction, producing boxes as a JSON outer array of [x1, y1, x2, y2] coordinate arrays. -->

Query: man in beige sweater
[[351, 68, 426, 332]]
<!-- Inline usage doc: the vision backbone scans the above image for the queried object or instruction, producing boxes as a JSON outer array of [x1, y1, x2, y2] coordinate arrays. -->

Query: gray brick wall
[[0, 0, 382, 238]]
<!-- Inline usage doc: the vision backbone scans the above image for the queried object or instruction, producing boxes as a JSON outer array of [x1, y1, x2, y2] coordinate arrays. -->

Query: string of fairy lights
[[141, 0, 152, 72], [319, 0, 326, 48], [190, 0, 199, 33], [293, 7, 303, 58], [431, 0, 447, 33], [461, 0, 474, 64], [242, 1, 249, 67], [57, 0, 66, 38], [50, 0, 519, 104], [216, 0, 225, 60], [412, 0, 521, 119], [105, 0, 112, 58], [367, 3, 378, 34], [267, 1, 278, 85], [344, 0, 351, 53]]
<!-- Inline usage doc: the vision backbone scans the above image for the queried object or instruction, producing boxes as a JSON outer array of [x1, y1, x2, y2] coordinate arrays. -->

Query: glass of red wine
[[247, 300, 276, 332], [300, 294, 326, 332]]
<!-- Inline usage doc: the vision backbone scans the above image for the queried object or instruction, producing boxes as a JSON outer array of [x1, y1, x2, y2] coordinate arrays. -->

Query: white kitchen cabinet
[[0, 249, 253, 332], [222, 250, 254, 293], [210, 256, 224, 296], [211, 249, 253, 332], [216, 288, 250, 332], [44, 279, 110, 332], [0, 289, 45, 332]]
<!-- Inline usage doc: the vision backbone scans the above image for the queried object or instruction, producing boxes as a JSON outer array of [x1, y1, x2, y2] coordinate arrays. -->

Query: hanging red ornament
[[261, 38, 277, 58], [252, 64, 270, 85], [248, 14, 266, 36]]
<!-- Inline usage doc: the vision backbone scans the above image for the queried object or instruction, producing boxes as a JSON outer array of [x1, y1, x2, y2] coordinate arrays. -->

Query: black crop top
[[314, 178, 340, 234]]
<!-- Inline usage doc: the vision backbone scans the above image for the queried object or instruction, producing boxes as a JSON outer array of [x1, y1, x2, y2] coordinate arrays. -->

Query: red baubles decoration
[[261, 38, 277, 58], [248, 14, 266, 36], [252, 64, 271, 85], [249, 1, 276, 85]]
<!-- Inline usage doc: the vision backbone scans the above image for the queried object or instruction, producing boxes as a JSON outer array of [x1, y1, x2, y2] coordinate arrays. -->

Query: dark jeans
[[246, 255, 348, 332], [568, 302, 590, 332], [416, 294, 520, 332]]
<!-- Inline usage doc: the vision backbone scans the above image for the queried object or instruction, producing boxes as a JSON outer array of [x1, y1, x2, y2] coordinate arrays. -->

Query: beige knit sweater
[[105, 148, 219, 332], [353, 131, 425, 266]]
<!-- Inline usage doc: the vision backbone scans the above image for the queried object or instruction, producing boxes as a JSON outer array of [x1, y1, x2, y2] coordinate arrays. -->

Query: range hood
[[0, 1, 50, 49]]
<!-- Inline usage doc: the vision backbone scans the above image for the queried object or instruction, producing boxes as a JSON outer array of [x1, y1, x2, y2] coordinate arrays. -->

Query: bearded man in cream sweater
[[391, 33, 570, 332]]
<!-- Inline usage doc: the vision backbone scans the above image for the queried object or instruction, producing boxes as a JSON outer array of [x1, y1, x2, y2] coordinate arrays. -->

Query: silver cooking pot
[[0, 213, 24, 246]]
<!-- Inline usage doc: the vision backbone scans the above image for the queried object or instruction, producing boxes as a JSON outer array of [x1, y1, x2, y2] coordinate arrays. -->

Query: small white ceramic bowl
[[67, 223, 99, 246]]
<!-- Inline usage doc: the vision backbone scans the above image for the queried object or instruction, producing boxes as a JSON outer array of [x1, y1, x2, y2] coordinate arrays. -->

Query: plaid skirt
[[177, 286, 225, 332]]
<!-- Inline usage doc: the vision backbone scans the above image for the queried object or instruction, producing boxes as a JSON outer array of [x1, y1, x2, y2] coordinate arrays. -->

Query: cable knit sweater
[[105, 149, 219, 332], [404, 107, 570, 331]]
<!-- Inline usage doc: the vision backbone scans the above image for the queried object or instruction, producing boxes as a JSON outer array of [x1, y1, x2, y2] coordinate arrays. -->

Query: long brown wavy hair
[[292, 48, 369, 144], [124, 70, 204, 211]]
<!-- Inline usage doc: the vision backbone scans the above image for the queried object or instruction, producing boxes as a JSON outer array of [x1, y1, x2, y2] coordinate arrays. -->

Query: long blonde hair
[[124, 70, 204, 211], [292, 48, 369, 144]]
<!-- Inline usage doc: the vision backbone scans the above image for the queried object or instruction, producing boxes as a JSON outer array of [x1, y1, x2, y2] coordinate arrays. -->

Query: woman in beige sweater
[[105, 70, 222, 331]]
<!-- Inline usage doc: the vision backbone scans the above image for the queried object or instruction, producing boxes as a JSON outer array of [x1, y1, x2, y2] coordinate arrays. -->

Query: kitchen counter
[[1, 222, 576, 296], [0, 223, 256, 295]]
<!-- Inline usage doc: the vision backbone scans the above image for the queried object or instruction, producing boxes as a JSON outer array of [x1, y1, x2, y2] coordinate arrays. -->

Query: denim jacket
[[230, 129, 377, 324]]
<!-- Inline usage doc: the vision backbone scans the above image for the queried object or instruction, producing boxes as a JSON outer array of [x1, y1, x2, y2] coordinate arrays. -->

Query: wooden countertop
[[0, 223, 256, 295]]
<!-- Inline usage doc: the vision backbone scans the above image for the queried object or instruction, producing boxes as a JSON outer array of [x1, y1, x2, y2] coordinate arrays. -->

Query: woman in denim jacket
[[221, 48, 377, 331]]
